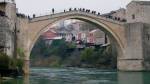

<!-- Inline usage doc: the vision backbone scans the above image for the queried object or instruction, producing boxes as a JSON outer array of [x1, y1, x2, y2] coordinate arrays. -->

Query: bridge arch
[[15, 7, 148, 74], [27, 12, 126, 61], [24, 11, 150, 75]]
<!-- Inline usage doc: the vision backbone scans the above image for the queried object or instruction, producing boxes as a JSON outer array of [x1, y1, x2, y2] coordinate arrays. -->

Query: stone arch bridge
[[16, 10, 150, 74]]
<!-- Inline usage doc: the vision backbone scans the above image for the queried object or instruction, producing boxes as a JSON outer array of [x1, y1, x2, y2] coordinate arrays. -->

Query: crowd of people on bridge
[[0, 6, 126, 23], [51, 8, 126, 22], [51, 8, 101, 16], [14, 7, 126, 23]]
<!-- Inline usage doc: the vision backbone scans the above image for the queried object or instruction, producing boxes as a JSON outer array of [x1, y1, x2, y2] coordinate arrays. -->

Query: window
[[146, 34, 150, 41], [132, 14, 135, 19]]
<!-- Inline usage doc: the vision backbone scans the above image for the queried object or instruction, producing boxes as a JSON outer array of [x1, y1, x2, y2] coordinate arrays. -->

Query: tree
[[80, 48, 94, 63]]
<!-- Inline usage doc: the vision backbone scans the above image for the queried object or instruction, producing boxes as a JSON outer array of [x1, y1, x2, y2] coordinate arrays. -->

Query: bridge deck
[[29, 11, 125, 25]]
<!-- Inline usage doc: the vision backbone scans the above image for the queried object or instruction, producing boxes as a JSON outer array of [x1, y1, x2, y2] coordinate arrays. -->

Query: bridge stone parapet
[[30, 11, 125, 25]]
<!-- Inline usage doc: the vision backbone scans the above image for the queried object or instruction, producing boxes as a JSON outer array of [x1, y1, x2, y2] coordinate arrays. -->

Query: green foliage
[[9, 59, 17, 69], [0, 52, 23, 70], [31, 37, 47, 58], [16, 59, 24, 69], [81, 48, 94, 62], [31, 37, 117, 69], [31, 38, 75, 59], [0, 53, 10, 69], [17, 48, 25, 58], [49, 39, 68, 58], [80, 45, 117, 68], [49, 59, 60, 67], [67, 42, 76, 49]]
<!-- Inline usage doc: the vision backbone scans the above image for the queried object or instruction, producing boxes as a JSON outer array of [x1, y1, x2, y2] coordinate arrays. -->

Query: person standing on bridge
[[98, 12, 100, 16], [69, 8, 72, 11], [52, 8, 55, 14]]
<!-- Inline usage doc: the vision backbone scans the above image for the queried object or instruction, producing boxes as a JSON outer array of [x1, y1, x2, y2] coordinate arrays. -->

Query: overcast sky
[[15, 0, 137, 16]]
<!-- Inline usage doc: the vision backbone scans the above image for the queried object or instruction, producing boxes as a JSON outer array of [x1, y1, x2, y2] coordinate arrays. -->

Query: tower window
[[146, 34, 150, 41], [132, 14, 135, 19]]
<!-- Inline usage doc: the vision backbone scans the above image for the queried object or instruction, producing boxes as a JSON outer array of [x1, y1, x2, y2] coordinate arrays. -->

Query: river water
[[1, 67, 150, 84]]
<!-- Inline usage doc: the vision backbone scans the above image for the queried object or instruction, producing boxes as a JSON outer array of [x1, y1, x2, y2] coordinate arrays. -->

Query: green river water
[[1, 67, 150, 84]]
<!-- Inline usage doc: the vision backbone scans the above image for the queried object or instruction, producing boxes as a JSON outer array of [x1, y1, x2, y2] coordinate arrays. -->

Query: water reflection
[[1, 68, 150, 84], [118, 72, 150, 84], [23, 75, 29, 84]]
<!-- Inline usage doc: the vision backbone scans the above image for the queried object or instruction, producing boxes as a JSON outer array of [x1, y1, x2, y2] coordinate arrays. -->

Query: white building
[[87, 29, 106, 45]]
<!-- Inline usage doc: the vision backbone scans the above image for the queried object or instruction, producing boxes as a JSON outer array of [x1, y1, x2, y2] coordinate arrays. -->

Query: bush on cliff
[[0, 53, 10, 69], [0, 52, 23, 70]]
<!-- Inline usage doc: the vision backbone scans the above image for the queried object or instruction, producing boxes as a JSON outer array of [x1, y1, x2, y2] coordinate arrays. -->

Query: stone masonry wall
[[0, 2, 16, 57], [126, 1, 150, 24], [143, 24, 150, 70], [118, 23, 145, 71], [0, 16, 9, 53]]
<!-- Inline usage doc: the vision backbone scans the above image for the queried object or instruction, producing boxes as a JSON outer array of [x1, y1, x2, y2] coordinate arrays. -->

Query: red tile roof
[[42, 30, 58, 40]]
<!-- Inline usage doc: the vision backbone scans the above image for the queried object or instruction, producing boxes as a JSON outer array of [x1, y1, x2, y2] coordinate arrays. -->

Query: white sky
[[15, 0, 131, 16], [15, 0, 149, 16]]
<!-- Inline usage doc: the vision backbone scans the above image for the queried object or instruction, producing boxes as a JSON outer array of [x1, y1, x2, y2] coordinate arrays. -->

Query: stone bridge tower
[[0, 0, 17, 57]]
